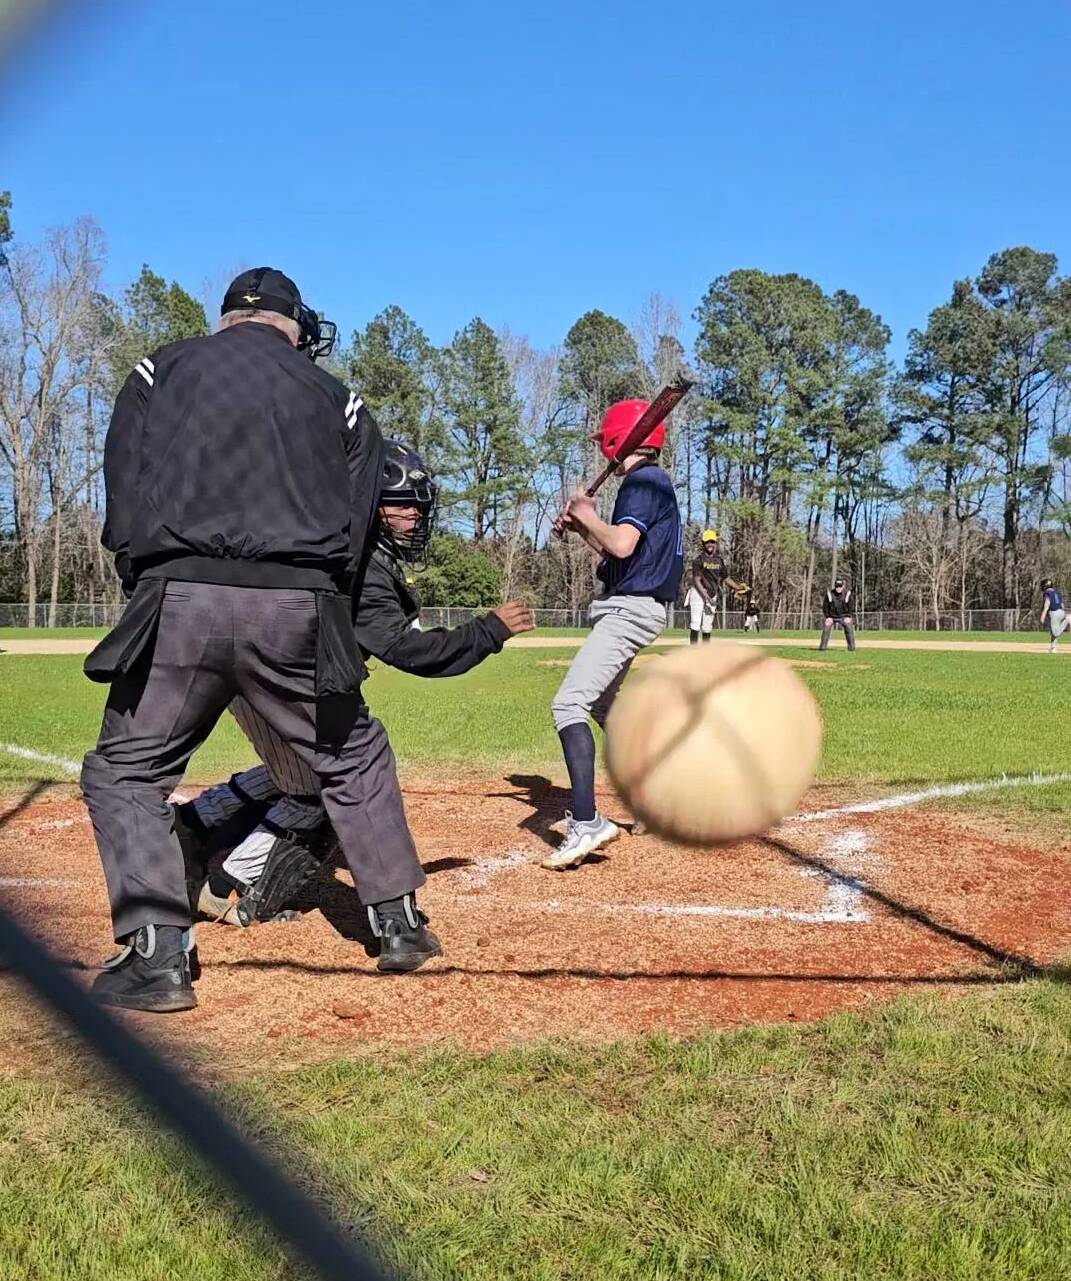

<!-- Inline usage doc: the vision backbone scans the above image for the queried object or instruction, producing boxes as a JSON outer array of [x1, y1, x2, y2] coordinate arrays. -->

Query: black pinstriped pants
[[81, 583, 424, 940]]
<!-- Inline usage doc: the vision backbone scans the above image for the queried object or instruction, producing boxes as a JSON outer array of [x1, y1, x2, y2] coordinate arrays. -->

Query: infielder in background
[[743, 596, 761, 632], [684, 530, 724, 643], [81, 270, 434, 1010], [546, 400, 683, 870], [1040, 578, 1070, 652], [181, 439, 533, 926], [818, 577, 856, 651]]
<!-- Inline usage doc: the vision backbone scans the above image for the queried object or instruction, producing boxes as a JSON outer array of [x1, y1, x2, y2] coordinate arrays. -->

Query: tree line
[[2, 188, 1070, 624]]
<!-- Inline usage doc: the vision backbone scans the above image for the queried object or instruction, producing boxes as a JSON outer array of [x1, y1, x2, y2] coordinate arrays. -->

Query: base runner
[[546, 399, 683, 870], [1041, 578, 1070, 652]]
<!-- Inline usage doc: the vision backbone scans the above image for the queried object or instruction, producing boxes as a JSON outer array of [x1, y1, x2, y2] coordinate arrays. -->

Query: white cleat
[[542, 812, 621, 870]]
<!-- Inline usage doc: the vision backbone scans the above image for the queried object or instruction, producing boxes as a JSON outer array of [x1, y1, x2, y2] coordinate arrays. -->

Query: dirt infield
[[2, 777, 1069, 1079], [1, 634, 1065, 655]]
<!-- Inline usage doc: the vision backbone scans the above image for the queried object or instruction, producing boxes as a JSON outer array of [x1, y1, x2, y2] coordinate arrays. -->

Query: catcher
[[179, 439, 533, 939]]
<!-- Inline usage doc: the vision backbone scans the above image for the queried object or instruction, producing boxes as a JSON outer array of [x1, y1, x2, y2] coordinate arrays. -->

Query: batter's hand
[[565, 491, 596, 524], [492, 601, 534, 636]]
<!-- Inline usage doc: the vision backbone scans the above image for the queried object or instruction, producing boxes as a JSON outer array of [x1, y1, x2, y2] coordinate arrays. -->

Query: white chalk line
[[445, 827, 876, 925], [0, 742, 191, 813], [0, 877, 79, 889], [458, 848, 530, 887], [0, 742, 80, 775], [786, 771, 1071, 824]]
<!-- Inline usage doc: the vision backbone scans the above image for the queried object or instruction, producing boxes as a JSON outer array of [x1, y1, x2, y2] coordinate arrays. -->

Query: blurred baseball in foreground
[[605, 643, 822, 844]]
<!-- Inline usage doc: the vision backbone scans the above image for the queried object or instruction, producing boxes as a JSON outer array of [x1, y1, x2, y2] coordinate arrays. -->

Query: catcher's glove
[[233, 835, 323, 926]]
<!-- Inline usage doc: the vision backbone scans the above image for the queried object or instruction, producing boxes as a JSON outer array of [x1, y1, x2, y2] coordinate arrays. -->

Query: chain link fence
[[0, 602, 1041, 633], [420, 606, 1041, 633]]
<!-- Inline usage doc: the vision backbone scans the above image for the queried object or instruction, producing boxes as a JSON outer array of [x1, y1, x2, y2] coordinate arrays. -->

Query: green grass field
[[3, 643, 1069, 815], [4, 983, 1071, 1280], [3, 642, 1071, 1278]]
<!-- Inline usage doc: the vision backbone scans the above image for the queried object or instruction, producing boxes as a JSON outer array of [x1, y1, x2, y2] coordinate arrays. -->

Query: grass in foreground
[[3, 646, 1070, 819], [3, 978, 1071, 1279]]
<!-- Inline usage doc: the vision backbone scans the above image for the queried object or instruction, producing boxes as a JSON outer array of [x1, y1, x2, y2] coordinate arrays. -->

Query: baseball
[[605, 643, 822, 844]]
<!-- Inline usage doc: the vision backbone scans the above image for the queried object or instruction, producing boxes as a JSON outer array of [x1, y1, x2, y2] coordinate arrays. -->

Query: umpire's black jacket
[[89, 322, 383, 689], [355, 545, 510, 676], [823, 588, 853, 620], [103, 322, 383, 594]]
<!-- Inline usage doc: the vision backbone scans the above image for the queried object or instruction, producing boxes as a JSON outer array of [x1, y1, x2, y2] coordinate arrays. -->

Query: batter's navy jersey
[[597, 463, 683, 603], [1045, 587, 1064, 611]]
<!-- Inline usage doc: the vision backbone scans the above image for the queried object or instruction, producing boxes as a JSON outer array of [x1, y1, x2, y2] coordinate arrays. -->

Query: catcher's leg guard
[[233, 835, 321, 925]]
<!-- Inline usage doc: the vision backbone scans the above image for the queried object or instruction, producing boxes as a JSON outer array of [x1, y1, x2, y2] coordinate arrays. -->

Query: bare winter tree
[[0, 219, 112, 621], [893, 504, 958, 629]]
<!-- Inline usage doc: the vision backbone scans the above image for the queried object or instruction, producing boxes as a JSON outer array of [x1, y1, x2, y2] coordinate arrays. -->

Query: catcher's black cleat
[[368, 893, 442, 973], [91, 925, 198, 1013]]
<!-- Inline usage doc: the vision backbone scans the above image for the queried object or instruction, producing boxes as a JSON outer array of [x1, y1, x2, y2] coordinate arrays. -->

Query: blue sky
[[3, 0, 1069, 360]]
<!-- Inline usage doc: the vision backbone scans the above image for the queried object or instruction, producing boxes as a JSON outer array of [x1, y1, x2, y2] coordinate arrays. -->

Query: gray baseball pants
[[82, 583, 424, 939], [819, 617, 856, 651], [552, 594, 668, 731]]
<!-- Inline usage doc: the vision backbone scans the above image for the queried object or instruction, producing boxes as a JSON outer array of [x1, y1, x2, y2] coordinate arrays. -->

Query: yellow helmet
[[701, 529, 718, 543]]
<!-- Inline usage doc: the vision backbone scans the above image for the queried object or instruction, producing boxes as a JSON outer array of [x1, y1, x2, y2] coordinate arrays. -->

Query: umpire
[[81, 268, 431, 1013], [818, 577, 857, 651]]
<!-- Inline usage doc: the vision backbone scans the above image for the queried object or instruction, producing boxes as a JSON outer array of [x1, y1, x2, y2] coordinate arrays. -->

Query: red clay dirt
[[2, 776, 1070, 1079]]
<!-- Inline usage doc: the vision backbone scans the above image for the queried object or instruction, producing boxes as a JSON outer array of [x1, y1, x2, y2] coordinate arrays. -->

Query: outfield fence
[[0, 602, 1041, 632], [422, 606, 1042, 633]]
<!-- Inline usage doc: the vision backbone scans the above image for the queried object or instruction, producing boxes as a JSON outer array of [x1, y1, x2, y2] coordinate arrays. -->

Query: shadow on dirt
[[762, 833, 1043, 976], [496, 773, 643, 848], [205, 956, 1039, 986]]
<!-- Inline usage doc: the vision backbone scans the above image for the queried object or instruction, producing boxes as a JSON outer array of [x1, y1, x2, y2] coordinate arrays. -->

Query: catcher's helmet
[[591, 399, 665, 462], [221, 268, 337, 361], [378, 438, 439, 563]]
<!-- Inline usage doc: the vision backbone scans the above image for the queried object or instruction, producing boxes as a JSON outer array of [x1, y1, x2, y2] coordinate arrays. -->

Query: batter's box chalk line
[[451, 827, 876, 925]]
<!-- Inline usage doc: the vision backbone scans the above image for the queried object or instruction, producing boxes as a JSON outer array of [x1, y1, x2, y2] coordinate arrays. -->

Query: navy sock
[[559, 722, 597, 822]]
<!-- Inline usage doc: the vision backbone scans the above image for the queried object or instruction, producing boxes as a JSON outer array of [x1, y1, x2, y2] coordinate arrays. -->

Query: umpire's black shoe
[[91, 924, 198, 1013], [368, 894, 442, 973]]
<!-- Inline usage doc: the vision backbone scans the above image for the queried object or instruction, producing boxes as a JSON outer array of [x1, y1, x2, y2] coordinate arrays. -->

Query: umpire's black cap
[[221, 268, 303, 321]]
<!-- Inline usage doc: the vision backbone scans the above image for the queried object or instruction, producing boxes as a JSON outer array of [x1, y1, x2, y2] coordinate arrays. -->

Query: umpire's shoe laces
[[92, 924, 199, 1013], [367, 893, 442, 973]]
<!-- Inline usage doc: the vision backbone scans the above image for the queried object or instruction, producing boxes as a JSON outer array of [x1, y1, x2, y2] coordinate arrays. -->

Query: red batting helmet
[[591, 399, 665, 461]]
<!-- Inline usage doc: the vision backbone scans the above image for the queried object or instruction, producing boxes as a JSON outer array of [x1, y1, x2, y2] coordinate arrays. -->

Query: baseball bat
[[585, 374, 694, 497]]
